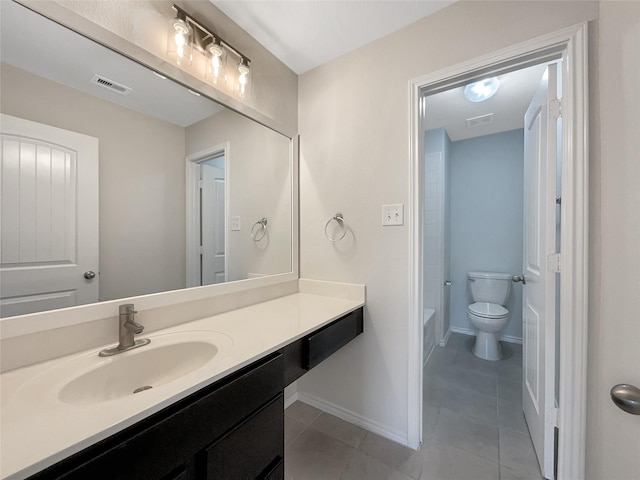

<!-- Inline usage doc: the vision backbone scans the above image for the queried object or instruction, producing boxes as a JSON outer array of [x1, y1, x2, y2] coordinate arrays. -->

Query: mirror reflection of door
[[200, 155, 226, 285], [0, 114, 99, 317]]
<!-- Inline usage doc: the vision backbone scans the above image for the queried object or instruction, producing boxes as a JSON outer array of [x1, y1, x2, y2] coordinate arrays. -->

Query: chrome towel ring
[[251, 218, 268, 241], [324, 213, 347, 242]]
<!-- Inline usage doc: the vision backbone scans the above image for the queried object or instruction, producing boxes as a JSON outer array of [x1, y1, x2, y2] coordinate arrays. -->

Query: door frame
[[186, 143, 230, 288], [408, 23, 589, 480]]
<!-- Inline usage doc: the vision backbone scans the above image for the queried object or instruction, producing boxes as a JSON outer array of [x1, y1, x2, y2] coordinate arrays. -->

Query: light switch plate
[[230, 216, 241, 231], [382, 204, 404, 226]]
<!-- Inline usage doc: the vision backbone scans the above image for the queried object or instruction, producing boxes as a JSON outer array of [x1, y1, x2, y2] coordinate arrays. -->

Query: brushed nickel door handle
[[610, 384, 640, 415]]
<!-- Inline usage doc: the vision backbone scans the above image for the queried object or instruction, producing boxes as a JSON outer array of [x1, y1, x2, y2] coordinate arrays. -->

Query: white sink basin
[[13, 331, 233, 407]]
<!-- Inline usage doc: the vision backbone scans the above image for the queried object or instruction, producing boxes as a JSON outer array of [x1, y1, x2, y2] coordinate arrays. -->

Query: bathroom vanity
[[1, 292, 364, 479]]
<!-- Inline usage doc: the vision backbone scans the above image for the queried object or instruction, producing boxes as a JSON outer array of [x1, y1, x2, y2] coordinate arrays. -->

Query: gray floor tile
[[340, 451, 413, 480], [433, 407, 499, 463], [286, 400, 323, 425], [424, 347, 457, 375], [419, 440, 499, 480], [423, 402, 440, 438], [498, 377, 523, 404], [310, 412, 368, 449], [285, 415, 307, 448], [498, 427, 542, 478], [424, 374, 450, 405], [497, 399, 529, 435], [285, 428, 355, 480], [438, 383, 498, 424], [443, 333, 470, 351], [357, 432, 429, 479], [499, 465, 545, 480], [433, 364, 498, 398], [452, 347, 500, 378]]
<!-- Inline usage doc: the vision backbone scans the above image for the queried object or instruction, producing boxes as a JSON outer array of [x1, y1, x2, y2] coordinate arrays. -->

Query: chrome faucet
[[99, 304, 150, 356]]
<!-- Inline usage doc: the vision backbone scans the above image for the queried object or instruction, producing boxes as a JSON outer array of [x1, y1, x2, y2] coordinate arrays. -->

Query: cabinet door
[[206, 395, 284, 479]]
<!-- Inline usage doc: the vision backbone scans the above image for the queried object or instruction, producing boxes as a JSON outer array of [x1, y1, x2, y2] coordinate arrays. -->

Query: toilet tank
[[468, 271, 512, 305]]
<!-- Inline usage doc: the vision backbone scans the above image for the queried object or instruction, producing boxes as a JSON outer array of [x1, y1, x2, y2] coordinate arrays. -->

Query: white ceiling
[[211, 0, 551, 139], [212, 0, 456, 74], [425, 64, 549, 141]]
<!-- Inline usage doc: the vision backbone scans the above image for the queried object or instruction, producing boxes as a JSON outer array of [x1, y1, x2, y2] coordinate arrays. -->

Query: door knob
[[611, 384, 640, 415], [512, 274, 526, 284], [84, 271, 96, 280]]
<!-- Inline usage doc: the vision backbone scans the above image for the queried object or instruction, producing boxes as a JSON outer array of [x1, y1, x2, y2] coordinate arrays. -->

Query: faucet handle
[[119, 303, 138, 315]]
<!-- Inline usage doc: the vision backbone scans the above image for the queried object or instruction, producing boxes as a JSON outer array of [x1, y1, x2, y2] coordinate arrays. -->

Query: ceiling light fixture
[[463, 77, 500, 102], [166, 5, 252, 99]]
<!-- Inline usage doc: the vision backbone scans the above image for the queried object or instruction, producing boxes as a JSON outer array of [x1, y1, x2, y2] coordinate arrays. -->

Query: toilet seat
[[467, 302, 508, 319]]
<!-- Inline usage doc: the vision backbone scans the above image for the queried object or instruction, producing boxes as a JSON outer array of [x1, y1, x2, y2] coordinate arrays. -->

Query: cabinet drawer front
[[206, 395, 284, 479], [304, 308, 363, 369]]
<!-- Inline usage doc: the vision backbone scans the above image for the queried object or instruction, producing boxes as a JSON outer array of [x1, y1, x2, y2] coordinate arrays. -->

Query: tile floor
[[284, 333, 545, 480]]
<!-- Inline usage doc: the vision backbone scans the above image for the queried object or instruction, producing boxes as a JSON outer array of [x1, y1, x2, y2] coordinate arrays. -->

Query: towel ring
[[324, 213, 347, 242], [251, 218, 268, 241]]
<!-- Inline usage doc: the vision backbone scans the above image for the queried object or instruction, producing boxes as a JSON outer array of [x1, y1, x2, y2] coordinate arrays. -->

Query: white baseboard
[[296, 392, 410, 448], [439, 328, 452, 347], [450, 326, 522, 345]]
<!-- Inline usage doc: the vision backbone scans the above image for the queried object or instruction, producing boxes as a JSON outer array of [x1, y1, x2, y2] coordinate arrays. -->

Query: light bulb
[[235, 60, 251, 99], [166, 17, 192, 66], [205, 40, 227, 85]]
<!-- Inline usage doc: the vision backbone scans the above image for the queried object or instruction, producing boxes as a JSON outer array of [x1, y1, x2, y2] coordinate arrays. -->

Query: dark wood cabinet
[[28, 307, 363, 480]]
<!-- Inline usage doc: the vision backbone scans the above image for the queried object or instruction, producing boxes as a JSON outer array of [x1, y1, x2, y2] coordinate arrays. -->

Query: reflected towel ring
[[324, 213, 347, 242], [251, 218, 267, 241]]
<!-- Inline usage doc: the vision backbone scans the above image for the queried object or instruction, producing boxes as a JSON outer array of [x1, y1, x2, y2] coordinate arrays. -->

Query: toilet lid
[[468, 302, 508, 318]]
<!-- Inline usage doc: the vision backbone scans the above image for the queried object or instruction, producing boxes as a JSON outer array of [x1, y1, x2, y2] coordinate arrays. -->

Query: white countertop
[[0, 292, 363, 479]]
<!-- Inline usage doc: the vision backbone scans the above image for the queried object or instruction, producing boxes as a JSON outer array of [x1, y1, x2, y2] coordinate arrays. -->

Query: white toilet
[[467, 271, 512, 361]]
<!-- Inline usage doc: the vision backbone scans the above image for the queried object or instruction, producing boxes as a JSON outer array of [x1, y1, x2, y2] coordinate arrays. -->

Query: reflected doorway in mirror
[[186, 145, 228, 288]]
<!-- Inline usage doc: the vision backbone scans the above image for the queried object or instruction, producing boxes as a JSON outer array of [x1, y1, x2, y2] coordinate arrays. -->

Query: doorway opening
[[186, 144, 229, 287], [408, 24, 589, 480], [421, 59, 561, 479]]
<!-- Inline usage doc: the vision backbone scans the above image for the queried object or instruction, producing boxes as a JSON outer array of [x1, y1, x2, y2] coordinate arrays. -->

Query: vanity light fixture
[[463, 77, 500, 102], [166, 5, 252, 99]]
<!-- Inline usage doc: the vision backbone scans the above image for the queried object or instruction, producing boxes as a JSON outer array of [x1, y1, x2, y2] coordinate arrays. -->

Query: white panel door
[[0, 114, 98, 316], [522, 65, 558, 480], [201, 163, 225, 285]]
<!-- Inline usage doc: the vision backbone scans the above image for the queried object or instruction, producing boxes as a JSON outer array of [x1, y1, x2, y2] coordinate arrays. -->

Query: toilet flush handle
[[512, 274, 526, 284]]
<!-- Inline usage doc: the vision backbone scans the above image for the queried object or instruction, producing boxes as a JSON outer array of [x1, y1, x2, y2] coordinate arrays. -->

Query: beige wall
[[51, 0, 298, 133], [298, 0, 601, 447], [1, 64, 186, 301], [185, 110, 292, 281], [586, 1, 640, 478]]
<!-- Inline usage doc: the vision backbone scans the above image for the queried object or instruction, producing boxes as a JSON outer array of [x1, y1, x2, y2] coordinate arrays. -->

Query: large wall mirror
[[0, 1, 294, 318]]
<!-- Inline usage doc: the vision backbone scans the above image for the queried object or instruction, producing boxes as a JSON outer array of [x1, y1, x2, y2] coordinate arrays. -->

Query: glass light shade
[[463, 77, 500, 102], [234, 60, 252, 100], [166, 18, 193, 66], [205, 40, 227, 85]]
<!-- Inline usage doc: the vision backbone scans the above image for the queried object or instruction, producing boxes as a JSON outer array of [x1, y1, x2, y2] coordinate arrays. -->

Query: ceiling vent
[[466, 113, 494, 128], [90, 74, 132, 95]]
